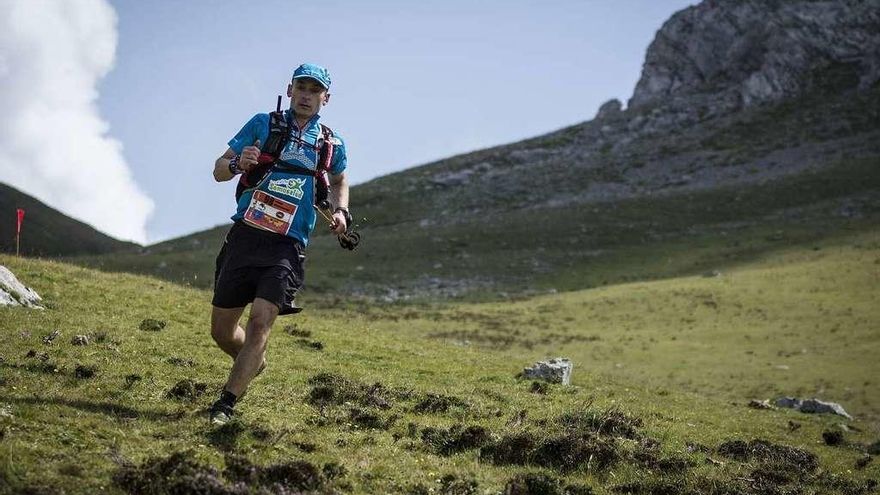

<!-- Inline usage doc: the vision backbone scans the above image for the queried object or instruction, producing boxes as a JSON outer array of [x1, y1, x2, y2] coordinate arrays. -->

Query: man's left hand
[[329, 211, 347, 235]]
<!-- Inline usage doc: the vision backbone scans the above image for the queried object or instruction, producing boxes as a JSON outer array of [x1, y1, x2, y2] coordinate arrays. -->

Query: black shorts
[[212, 223, 305, 315]]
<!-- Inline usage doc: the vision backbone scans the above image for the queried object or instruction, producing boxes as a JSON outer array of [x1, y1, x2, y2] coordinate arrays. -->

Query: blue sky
[[2, 0, 694, 243]]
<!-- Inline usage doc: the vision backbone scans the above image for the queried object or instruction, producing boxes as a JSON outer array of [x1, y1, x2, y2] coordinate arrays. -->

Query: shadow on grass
[[6, 395, 185, 422], [206, 421, 246, 452]]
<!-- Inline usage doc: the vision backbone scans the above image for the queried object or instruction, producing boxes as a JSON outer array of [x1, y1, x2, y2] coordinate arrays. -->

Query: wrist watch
[[228, 155, 243, 175], [334, 206, 353, 228]]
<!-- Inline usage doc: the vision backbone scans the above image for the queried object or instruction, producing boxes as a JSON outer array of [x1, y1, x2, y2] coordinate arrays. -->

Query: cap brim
[[293, 75, 329, 89]]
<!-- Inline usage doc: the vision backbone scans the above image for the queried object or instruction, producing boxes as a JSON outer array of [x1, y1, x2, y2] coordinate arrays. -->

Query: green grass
[[1, 228, 878, 493]]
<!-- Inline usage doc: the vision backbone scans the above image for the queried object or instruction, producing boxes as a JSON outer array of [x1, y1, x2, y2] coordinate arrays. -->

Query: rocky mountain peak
[[629, 0, 880, 109]]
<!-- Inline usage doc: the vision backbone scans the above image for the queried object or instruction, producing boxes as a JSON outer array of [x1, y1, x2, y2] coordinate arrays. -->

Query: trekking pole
[[314, 205, 361, 250]]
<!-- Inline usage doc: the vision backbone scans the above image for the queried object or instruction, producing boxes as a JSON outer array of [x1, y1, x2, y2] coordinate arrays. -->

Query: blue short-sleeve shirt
[[227, 111, 346, 246]]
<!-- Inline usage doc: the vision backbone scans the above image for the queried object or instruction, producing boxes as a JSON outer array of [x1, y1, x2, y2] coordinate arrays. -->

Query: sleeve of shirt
[[329, 133, 347, 175], [227, 114, 270, 154]]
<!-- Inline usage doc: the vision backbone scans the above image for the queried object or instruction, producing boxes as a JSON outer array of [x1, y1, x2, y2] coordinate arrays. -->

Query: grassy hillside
[[69, 155, 880, 303], [1, 229, 877, 494], [68, 86, 880, 302], [0, 182, 138, 257]]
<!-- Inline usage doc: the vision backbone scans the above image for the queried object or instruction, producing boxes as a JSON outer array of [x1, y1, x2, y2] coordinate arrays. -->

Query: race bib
[[243, 190, 298, 235]]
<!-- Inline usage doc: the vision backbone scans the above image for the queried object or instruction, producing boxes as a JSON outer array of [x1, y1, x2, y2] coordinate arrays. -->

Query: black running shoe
[[209, 401, 234, 425]]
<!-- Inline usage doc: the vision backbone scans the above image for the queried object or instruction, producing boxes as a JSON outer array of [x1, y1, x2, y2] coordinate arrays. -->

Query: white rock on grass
[[522, 357, 573, 385], [775, 397, 853, 420], [0, 265, 43, 309]]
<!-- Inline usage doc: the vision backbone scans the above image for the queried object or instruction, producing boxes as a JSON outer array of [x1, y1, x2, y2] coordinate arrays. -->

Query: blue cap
[[292, 63, 331, 89]]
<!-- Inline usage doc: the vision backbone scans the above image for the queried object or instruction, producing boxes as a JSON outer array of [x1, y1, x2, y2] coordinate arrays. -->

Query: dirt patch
[[681, 471, 873, 495], [413, 393, 469, 414], [557, 408, 643, 439], [348, 407, 387, 429], [226, 455, 324, 492], [248, 425, 273, 442], [406, 474, 480, 495], [123, 374, 142, 389], [24, 349, 46, 360], [822, 429, 845, 446], [482, 431, 620, 473], [283, 324, 311, 338], [717, 438, 821, 493], [114, 451, 232, 494], [504, 472, 594, 495], [481, 432, 536, 465], [138, 319, 166, 332], [224, 454, 341, 492], [22, 350, 58, 375], [166, 379, 208, 401], [322, 462, 346, 480], [855, 455, 872, 470], [437, 474, 479, 495], [530, 381, 550, 394], [632, 450, 693, 474], [533, 433, 620, 472], [306, 373, 394, 410], [294, 338, 324, 351], [815, 473, 879, 495], [74, 364, 98, 379], [685, 442, 712, 454], [7, 484, 64, 495], [166, 357, 195, 367], [717, 439, 818, 474], [207, 421, 247, 452], [421, 425, 491, 455], [406, 483, 432, 495], [108, 451, 339, 495], [611, 479, 688, 495], [564, 483, 597, 495]]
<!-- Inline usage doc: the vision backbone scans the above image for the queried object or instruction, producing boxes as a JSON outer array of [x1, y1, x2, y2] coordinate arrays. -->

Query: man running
[[208, 63, 350, 424]]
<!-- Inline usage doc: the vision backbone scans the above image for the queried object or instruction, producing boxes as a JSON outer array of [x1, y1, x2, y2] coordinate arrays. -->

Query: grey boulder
[[0, 265, 43, 309], [522, 358, 573, 385]]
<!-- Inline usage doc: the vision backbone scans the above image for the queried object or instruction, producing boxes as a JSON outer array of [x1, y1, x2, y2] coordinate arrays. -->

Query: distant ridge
[[71, 0, 880, 299], [0, 181, 138, 257]]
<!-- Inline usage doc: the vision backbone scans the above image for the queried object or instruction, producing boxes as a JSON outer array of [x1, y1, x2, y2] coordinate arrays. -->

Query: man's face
[[287, 78, 329, 118]]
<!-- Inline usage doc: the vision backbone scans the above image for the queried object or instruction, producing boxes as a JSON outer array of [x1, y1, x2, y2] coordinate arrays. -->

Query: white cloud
[[0, 0, 153, 244]]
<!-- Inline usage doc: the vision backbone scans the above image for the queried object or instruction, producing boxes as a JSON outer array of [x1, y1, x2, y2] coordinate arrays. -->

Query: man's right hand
[[239, 140, 262, 172]]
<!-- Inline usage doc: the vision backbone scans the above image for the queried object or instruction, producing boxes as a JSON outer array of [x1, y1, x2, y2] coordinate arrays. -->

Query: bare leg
[[211, 306, 246, 358], [223, 297, 279, 397]]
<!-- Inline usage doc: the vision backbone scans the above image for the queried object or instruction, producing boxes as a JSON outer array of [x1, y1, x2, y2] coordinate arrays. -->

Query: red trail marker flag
[[16, 208, 25, 234], [16, 208, 25, 255]]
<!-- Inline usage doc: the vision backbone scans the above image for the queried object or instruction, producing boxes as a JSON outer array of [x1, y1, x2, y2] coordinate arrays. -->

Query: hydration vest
[[235, 96, 336, 210]]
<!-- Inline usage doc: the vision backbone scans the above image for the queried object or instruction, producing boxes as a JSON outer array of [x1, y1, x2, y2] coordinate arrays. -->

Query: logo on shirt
[[268, 177, 306, 200]]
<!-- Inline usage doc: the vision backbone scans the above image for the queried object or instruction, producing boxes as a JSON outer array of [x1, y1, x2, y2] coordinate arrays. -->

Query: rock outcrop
[[0, 265, 43, 309], [776, 397, 853, 419], [595, 99, 623, 120], [630, 0, 880, 109]]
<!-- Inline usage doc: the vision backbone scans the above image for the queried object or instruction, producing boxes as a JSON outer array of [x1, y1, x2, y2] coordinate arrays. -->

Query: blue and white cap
[[292, 63, 331, 89]]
